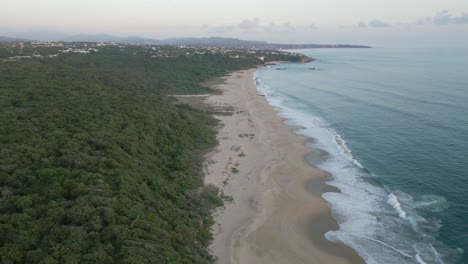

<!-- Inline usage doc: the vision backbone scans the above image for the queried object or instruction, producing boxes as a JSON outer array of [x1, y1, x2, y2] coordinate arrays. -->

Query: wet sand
[[203, 68, 365, 264]]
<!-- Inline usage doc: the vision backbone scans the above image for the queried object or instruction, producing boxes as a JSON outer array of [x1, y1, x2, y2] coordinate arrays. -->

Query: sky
[[2, 0, 468, 47]]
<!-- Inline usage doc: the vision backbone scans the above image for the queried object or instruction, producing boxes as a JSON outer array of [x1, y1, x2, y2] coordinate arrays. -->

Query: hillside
[[0, 36, 31, 43], [0, 45, 304, 263], [0, 34, 370, 49]]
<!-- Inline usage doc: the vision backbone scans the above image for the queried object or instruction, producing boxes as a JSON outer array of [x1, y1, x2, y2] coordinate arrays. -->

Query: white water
[[254, 72, 453, 264]]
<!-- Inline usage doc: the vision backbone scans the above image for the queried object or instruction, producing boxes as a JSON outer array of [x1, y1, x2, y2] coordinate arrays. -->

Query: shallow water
[[255, 48, 468, 264]]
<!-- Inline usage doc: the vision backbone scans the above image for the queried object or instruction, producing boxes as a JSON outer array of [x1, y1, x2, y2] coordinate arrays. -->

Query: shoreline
[[203, 68, 364, 263]]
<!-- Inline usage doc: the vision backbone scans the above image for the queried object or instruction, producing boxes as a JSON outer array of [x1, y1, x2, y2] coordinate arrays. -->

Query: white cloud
[[368, 19, 389, 27], [358, 21, 367, 28], [213, 25, 235, 34], [283, 22, 296, 32], [238, 18, 261, 29], [414, 17, 432, 26], [263, 22, 296, 33], [433, 10, 468, 25]]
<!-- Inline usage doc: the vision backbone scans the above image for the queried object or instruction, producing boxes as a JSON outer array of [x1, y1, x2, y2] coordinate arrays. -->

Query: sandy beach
[[203, 68, 365, 264]]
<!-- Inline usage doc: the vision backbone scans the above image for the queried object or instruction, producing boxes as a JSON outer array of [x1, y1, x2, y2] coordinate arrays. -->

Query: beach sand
[[203, 68, 365, 264]]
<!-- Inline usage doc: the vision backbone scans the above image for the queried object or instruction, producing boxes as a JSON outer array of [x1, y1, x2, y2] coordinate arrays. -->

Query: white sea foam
[[388, 193, 408, 219], [254, 71, 453, 264], [416, 254, 428, 264]]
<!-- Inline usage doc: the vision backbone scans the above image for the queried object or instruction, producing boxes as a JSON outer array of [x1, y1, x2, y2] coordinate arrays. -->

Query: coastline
[[204, 68, 364, 263]]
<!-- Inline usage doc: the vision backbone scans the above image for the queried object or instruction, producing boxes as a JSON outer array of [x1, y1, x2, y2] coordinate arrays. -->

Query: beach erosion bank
[[203, 68, 364, 264]]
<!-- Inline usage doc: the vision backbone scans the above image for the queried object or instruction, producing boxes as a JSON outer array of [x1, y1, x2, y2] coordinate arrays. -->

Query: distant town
[[0, 40, 312, 63]]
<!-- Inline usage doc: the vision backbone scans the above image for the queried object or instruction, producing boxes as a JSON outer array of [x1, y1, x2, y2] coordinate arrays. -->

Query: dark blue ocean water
[[255, 48, 468, 264]]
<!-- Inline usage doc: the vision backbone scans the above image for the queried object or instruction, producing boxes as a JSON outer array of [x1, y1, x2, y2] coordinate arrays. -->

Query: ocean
[[254, 48, 468, 264]]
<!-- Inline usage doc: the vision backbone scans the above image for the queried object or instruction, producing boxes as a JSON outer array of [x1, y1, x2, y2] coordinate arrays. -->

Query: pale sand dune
[[204, 69, 364, 264]]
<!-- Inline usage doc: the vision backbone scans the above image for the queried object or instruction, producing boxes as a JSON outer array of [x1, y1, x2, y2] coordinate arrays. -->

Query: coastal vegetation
[[0, 44, 307, 263]]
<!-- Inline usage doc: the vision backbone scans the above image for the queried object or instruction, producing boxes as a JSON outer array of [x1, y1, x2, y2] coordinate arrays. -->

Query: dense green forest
[[0, 45, 305, 263]]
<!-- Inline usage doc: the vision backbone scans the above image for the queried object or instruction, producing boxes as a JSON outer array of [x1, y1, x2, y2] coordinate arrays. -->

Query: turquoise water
[[255, 48, 468, 264]]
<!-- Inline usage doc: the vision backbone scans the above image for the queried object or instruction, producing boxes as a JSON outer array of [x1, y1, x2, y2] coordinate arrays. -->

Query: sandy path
[[204, 69, 364, 264]]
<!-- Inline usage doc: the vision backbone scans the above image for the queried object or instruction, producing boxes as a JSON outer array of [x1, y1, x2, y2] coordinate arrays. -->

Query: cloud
[[309, 24, 318, 30], [415, 17, 432, 26], [368, 19, 389, 27], [263, 22, 296, 33], [283, 22, 296, 32], [213, 25, 235, 34], [238, 18, 261, 29], [357, 21, 367, 28], [433, 10, 468, 25], [263, 22, 276, 33], [211, 18, 261, 34], [207, 19, 298, 35]]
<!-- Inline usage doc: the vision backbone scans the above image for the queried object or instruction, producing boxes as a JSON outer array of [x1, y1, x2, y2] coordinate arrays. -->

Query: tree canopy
[[0, 44, 306, 263]]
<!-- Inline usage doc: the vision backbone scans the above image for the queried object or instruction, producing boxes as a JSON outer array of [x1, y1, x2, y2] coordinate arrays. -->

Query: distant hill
[[59, 34, 160, 45], [270, 43, 371, 49], [0, 33, 371, 49], [160, 37, 269, 48], [158, 37, 370, 49], [0, 36, 31, 42]]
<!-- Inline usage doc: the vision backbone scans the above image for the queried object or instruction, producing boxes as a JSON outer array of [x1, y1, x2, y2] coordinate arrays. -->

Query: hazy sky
[[2, 0, 468, 47]]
